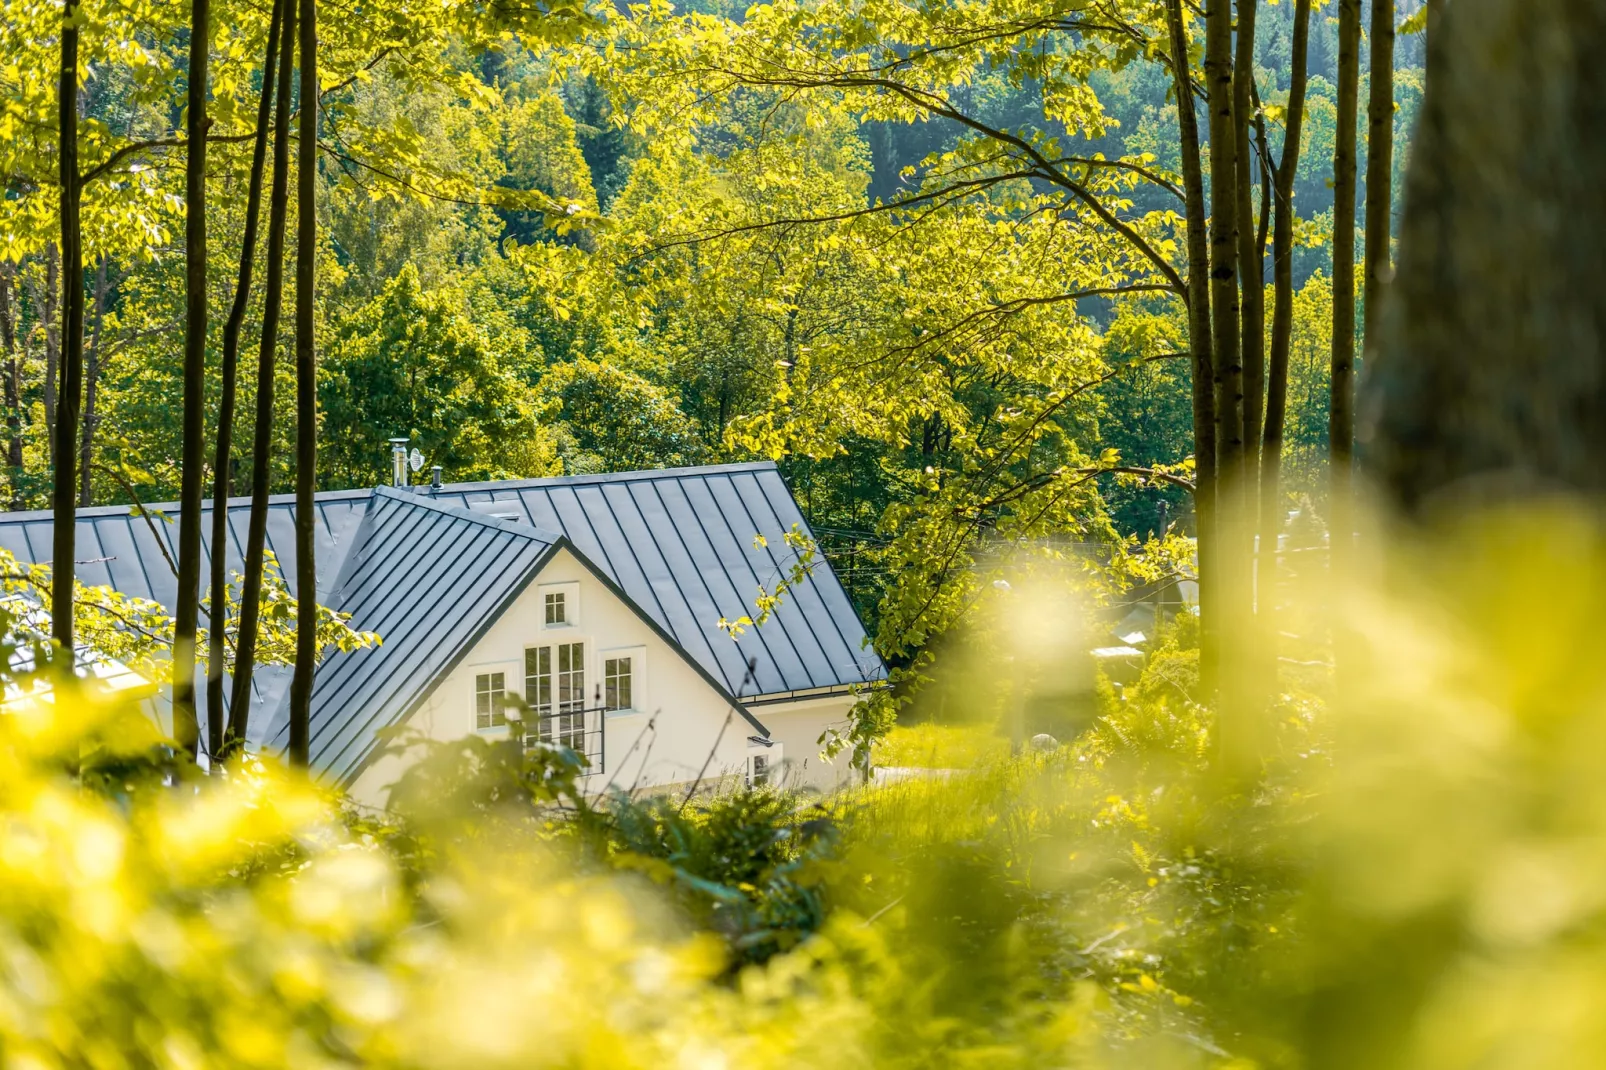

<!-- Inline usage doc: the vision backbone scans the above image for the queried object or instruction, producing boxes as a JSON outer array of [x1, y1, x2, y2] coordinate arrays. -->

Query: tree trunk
[[0, 263, 23, 509], [1259, 0, 1313, 611], [1207, 0, 1244, 475], [77, 257, 109, 507], [32, 247, 60, 473], [1164, 0, 1218, 692], [229, 0, 297, 749], [1235, 0, 1265, 477], [288, 0, 318, 768], [172, 0, 212, 760], [209, 0, 285, 761], [1365, 0, 1606, 508], [1364, 0, 1396, 337], [1424, 0, 1447, 91], [52, 2, 85, 657], [1331, 0, 1362, 564]]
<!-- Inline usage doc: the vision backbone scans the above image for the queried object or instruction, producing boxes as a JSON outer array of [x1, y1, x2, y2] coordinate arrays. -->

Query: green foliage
[[539, 356, 704, 472], [320, 265, 559, 486]]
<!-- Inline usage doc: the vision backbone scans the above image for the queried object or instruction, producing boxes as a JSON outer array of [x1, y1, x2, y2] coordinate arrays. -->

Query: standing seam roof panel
[[302, 506, 511, 751], [648, 477, 791, 696], [726, 470, 846, 685], [736, 469, 866, 683], [316, 533, 549, 779], [572, 484, 668, 627], [623, 480, 752, 693], [752, 470, 881, 681], [691, 476, 819, 692]]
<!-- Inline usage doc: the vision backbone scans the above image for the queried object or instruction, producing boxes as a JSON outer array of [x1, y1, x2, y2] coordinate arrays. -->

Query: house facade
[[0, 462, 885, 804]]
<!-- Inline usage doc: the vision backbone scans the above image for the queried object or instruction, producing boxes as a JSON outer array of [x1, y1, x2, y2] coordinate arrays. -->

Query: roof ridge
[[425, 460, 779, 493], [371, 486, 563, 542], [0, 462, 783, 524]]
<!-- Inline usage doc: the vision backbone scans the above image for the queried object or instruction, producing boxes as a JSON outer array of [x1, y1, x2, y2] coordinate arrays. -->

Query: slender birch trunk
[[77, 257, 108, 507], [1235, 0, 1265, 478], [1258, 0, 1312, 611], [287, 0, 318, 768], [1364, 0, 1396, 336], [208, 0, 285, 760], [172, 0, 212, 759], [1331, 0, 1362, 569], [51, 1, 85, 655], [228, 0, 297, 749], [33, 248, 60, 472], [1207, 0, 1243, 476], [1164, 0, 1218, 694], [0, 264, 22, 508]]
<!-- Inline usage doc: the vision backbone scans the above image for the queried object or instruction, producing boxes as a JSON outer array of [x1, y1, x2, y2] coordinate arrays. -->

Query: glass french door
[[525, 642, 585, 750]]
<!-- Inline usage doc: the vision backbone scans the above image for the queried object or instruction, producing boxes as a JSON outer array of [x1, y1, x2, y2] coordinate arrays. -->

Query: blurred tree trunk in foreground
[[1365, 0, 1606, 508]]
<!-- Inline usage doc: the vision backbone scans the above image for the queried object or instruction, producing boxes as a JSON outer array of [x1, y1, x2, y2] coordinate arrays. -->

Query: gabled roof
[[262, 488, 561, 783], [0, 461, 886, 772], [424, 463, 885, 698]]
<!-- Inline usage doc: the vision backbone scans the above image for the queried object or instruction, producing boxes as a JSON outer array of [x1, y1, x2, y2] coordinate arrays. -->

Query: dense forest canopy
[[2, 0, 1428, 751]]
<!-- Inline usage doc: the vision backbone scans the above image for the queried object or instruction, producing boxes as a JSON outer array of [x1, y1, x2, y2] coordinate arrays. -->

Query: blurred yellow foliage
[[7, 507, 1606, 1068]]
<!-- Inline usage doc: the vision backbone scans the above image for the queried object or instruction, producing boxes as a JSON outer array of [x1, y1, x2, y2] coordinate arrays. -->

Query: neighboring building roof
[[0, 462, 886, 774]]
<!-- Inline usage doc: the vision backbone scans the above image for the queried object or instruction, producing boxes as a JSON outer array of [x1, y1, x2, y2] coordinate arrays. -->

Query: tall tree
[[207, 0, 286, 760], [77, 257, 109, 506], [51, 0, 85, 656], [1258, 0, 1313, 607], [288, 0, 318, 768], [172, 0, 212, 759], [1234, 0, 1265, 476], [0, 264, 21, 508], [1164, 0, 1218, 689], [1367, 0, 1606, 508], [1365, 0, 1396, 335], [1206, 0, 1243, 481], [229, 0, 298, 751], [1331, 0, 1361, 568]]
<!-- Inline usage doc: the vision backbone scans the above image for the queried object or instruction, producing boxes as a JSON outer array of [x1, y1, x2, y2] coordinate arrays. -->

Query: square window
[[476, 672, 507, 730], [544, 591, 566, 625], [605, 656, 633, 711]]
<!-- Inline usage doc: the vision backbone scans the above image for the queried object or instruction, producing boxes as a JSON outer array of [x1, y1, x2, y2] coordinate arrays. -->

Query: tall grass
[[3, 507, 1605, 1066]]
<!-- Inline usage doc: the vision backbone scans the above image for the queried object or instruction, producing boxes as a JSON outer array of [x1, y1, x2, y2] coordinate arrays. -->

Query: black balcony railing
[[523, 705, 605, 774]]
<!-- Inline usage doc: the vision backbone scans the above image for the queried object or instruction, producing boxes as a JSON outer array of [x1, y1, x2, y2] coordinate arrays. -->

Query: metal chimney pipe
[[389, 437, 409, 487], [430, 465, 443, 490]]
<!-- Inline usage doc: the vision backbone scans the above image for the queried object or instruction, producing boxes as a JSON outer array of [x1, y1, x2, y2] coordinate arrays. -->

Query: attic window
[[748, 753, 769, 788], [544, 591, 567, 625], [475, 672, 507, 730]]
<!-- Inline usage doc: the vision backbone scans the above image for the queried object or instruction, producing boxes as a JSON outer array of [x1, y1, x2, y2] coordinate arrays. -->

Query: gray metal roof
[[423, 463, 885, 698], [262, 488, 562, 782], [0, 462, 885, 773]]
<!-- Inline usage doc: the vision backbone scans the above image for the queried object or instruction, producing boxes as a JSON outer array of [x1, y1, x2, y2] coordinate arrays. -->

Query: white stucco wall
[[751, 694, 860, 792], [346, 547, 773, 808]]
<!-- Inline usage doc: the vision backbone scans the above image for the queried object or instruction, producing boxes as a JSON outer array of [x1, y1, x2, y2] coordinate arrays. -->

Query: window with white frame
[[544, 591, 566, 625], [475, 672, 507, 730], [604, 655, 633, 711], [538, 582, 579, 629], [526, 642, 586, 750], [748, 753, 770, 788]]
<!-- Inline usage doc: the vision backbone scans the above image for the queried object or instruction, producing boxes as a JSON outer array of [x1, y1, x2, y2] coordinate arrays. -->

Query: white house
[[0, 461, 885, 805]]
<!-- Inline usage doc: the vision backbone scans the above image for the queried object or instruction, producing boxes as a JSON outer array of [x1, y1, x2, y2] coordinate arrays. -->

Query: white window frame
[[472, 663, 520, 734], [601, 645, 646, 714], [538, 581, 581, 631], [525, 639, 590, 750]]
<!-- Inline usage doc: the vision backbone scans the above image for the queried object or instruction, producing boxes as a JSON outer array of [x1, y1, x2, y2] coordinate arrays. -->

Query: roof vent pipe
[[430, 465, 442, 491], [390, 437, 410, 487]]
